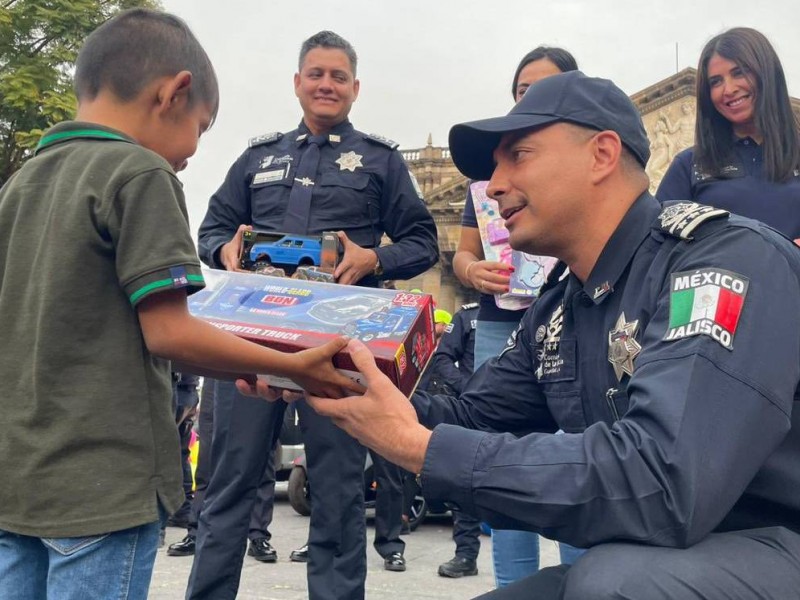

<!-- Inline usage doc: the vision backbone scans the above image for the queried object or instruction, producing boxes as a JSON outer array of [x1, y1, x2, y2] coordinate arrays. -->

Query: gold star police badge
[[335, 151, 364, 172], [608, 312, 641, 381]]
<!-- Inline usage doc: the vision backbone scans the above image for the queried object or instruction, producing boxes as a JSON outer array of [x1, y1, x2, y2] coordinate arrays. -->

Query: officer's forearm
[[376, 238, 439, 280]]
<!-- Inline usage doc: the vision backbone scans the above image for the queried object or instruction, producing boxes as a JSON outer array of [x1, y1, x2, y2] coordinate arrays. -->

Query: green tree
[[0, 0, 161, 186]]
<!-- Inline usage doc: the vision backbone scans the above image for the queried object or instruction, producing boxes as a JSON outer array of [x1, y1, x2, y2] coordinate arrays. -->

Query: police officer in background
[[186, 30, 438, 600], [170, 373, 201, 527], [418, 303, 477, 397], [305, 71, 800, 599], [166, 379, 280, 563], [418, 303, 485, 578]]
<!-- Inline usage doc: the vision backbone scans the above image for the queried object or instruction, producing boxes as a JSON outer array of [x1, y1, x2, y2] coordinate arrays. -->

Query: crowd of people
[[1, 6, 799, 600]]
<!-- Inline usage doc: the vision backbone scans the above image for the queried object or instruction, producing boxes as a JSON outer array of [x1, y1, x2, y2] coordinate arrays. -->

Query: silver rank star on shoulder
[[608, 312, 641, 381], [335, 151, 364, 172]]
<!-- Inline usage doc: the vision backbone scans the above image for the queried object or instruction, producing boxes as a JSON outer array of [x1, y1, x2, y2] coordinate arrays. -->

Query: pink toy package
[[470, 181, 557, 309]]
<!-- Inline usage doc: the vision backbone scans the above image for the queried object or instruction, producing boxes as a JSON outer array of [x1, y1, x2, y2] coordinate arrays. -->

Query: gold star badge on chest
[[335, 151, 364, 172], [608, 312, 641, 381]]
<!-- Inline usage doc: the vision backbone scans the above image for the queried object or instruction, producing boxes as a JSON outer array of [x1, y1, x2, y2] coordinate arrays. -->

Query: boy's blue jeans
[[0, 517, 161, 600]]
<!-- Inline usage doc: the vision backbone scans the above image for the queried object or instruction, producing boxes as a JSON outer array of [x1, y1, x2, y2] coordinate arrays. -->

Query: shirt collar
[[734, 135, 760, 147], [34, 122, 135, 155], [296, 119, 353, 146], [578, 192, 661, 305]]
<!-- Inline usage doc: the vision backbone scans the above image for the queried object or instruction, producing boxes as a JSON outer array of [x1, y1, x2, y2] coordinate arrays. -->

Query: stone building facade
[[397, 69, 800, 313]]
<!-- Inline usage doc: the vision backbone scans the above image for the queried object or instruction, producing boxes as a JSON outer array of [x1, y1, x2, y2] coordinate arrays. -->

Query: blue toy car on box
[[243, 232, 322, 269]]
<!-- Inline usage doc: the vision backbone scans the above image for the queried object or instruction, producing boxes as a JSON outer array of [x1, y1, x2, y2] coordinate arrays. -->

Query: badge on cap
[[608, 312, 641, 380], [335, 151, 363, 172]]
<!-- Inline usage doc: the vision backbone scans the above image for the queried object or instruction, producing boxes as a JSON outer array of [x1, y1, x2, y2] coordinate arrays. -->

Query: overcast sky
[[160, 0, 800, 235]]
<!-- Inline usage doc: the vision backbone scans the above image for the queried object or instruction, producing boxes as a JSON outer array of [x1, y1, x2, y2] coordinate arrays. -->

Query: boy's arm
[[136, 289, 361, 398]]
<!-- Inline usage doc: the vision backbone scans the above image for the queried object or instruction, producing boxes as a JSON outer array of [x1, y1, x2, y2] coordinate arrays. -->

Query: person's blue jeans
[[0, 518, 162, 600], [491, 530, 585, 587], [473, 319, 519, 371]]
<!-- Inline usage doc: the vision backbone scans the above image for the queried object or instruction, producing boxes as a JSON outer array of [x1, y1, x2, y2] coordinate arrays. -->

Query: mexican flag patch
[[664, 268, 748, 350]]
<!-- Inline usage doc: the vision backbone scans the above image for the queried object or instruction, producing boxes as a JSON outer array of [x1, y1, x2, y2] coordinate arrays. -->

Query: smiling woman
[[657, 27, 800, 242]]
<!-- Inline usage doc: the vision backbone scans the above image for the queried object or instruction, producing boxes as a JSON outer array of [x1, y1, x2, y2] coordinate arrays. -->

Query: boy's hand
[[234, 374, 281, 401], [305, 339, 431, 473], [289, 336, 365, 398], [220, 224, 253, 272]]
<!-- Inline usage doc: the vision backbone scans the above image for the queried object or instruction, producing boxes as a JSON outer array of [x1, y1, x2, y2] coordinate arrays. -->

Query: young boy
[[0, 9, 358, 600]]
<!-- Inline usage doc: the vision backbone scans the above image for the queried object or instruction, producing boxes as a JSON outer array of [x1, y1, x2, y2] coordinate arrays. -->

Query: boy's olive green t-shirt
[[0, 122, 205, 537]]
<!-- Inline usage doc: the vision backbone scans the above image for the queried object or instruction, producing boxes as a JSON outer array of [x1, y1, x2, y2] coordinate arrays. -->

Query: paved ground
[[149, 484, 560, 599]]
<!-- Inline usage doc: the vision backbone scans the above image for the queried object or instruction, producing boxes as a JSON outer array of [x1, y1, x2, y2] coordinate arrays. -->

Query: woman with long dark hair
[[657, 27, 800, 239]]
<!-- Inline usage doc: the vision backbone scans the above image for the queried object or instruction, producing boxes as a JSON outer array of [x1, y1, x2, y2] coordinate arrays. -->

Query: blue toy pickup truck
[[241, 232, 322, 270]]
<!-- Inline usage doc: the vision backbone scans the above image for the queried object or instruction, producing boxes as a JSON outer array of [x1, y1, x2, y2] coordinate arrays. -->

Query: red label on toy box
[[189, 269, 435, 395]]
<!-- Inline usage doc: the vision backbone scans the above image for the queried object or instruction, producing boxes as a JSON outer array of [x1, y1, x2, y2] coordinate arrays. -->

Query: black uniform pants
[[452, 510, 482, 561], [296, 398, 367, 600], [185, 381, 276, 542], [185, 381, 282, 600], [369, 450, 405, 558], [473, 526, 800, 600]]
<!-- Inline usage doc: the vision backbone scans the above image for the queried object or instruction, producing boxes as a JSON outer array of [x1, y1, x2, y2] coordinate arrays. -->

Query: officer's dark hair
[[511, 46, 579, 99], [74, 8, 219, 121], [299, 31, 358, 76], [695, 27, 800, 182], [564, 123, 648, 184]]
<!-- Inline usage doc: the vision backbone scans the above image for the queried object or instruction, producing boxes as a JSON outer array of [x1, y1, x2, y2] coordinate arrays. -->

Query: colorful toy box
[[470, 181, 558, 309], [189, 269, 435, 395]]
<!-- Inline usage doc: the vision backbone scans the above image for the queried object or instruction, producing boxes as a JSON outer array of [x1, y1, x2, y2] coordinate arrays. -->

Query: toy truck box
[[189, 268, 435, 395]]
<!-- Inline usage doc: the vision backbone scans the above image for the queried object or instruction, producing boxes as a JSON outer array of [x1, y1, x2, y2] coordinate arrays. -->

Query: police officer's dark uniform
[[418, 303, 478, 396], [188, 118, 438, 600], [166, 380, 280, 560], [170, 373, 200, 526], [418, 304, 485, 577], [657, 141, 800, 238], [412, 72, 800, 598]]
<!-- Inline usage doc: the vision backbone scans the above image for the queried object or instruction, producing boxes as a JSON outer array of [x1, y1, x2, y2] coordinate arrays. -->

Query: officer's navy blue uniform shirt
[[198, 120, 438, 283], [657, 140, 800, 238], [414, 193, 800, 550], [418, 304, 478, 395]]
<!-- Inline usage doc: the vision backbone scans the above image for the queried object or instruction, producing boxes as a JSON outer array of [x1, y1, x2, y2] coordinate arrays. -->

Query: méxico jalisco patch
[[664, 268, 748, 350]]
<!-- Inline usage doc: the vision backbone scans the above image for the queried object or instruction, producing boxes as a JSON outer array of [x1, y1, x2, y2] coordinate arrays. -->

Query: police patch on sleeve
[[664, 268, 748, 350]]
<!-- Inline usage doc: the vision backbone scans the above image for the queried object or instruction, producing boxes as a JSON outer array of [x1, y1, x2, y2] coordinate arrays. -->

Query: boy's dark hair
[[695, 26, 800, 182], [75, 8, 219, 120], [299, 31, 358, 76], [511, 46, 579, 98]]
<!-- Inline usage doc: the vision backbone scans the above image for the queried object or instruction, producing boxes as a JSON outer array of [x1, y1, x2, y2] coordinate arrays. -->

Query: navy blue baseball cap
[[449, 71, 650, 181]]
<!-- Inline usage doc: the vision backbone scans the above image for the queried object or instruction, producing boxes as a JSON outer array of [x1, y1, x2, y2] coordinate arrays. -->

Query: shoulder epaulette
[[461, 302, 479, 311], [364, 133, 399, 150], [248, 132, 283, 148], [658, 202, 729, 240]]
